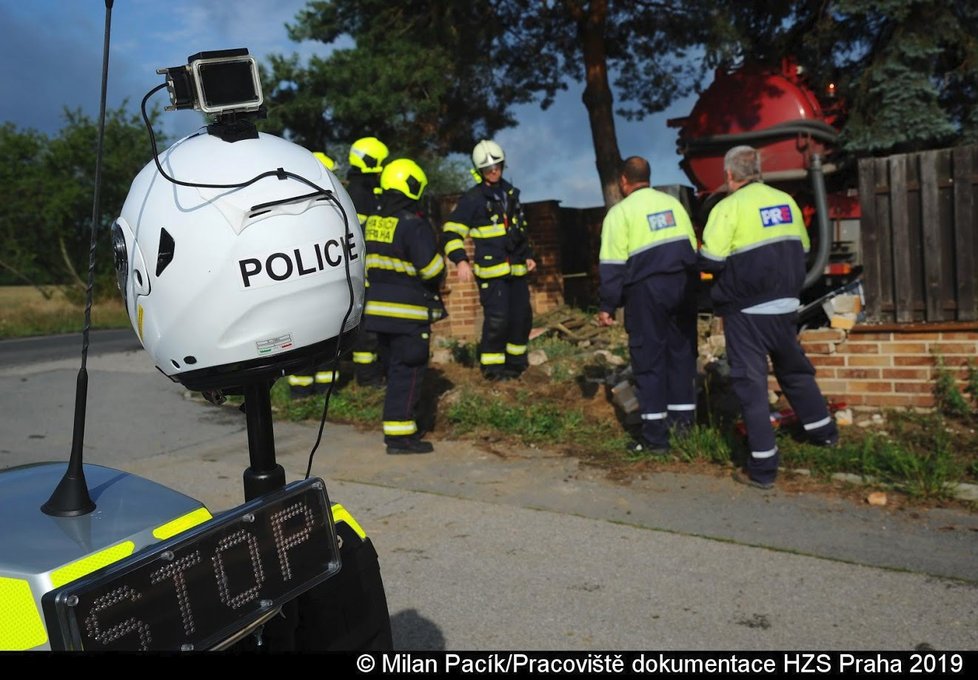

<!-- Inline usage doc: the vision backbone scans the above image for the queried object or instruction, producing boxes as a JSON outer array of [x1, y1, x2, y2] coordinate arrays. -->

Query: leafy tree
[[418, 155, 475, 196], [831, 0, 977, 153], [267, 1, 978, 206], [263, 1, 717, 206], [710, 0, 978, 155], [0, 123, 50, 291], [261, 2, 524, 166], [0, 108, 161, 296]]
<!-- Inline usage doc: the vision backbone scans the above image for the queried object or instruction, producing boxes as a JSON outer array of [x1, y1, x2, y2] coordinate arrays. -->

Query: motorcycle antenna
[[42, 0, 115, 517]]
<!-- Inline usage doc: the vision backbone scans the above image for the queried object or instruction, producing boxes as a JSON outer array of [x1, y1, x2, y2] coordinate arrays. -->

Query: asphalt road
[[2, 333, 977, 650]]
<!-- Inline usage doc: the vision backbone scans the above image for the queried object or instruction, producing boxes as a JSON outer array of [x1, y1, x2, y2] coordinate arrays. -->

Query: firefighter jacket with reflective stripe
[[346, 170, 383, 226], [698, 182, 810, 315], [442, 178, 534, 280], [363, 202, 446, 334], [598, 187, 698, 315]]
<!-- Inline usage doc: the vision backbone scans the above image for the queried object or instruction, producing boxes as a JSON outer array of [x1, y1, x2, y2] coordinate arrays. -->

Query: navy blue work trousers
[[478, 276, 532, 377], [723, 311, 838, 484], [624, 272, 698, 448], [377, 328, 430, 443]]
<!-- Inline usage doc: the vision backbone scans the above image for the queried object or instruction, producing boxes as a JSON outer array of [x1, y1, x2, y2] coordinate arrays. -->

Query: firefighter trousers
[[352, 329, 385, 386], [287, 362, 339, 398], [377, 328, 430, 443], [624, 272, 698, 449], [478, 276, 532, 378], [723, 310, 838, 484]]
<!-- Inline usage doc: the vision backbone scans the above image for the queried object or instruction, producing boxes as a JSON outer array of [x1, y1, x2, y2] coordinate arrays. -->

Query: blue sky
[[0, 0, 694, 207]]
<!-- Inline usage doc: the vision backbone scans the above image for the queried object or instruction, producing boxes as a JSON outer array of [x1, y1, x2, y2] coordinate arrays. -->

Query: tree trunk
[[58, 236, 87, 291], [576, 0, 622, 207]]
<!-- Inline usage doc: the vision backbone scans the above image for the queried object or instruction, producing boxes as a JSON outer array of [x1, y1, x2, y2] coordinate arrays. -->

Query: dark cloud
[[0, 3, 163, 134]]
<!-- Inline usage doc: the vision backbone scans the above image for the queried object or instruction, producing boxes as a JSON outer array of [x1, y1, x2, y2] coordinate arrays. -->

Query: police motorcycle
[[0, 6, 392, 652]]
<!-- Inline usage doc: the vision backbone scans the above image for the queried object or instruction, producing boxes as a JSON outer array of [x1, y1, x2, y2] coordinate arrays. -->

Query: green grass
[[249, 324, 978, 506], [270, 377, 385, 424], [670, 424, 734, 464], [0, 285, 130, 338], [441, 386, 632, 458], [777, 411, 966, 500], [443, 388, 585, 442], [270, 372, 974, 502], [933, 352, 971, 418]]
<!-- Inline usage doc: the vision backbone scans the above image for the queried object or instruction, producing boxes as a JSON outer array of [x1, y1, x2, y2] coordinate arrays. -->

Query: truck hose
[[803, 153, 832, 290], [680, 119, 839, 154]]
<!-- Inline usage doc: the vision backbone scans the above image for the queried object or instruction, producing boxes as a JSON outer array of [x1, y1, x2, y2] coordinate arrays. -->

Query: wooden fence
[[858, 145, 978, 323]]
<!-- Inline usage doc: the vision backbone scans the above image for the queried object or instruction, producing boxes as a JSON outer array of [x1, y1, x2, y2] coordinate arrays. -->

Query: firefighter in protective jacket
[[443, 140, 536, 380], [363, 158, 446, 454], [346, 136, 389, 225], [346, 136, 390, 387]]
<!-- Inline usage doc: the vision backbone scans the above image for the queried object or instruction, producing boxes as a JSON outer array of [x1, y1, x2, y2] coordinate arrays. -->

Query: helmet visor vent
[[156, 228, 175, 276]]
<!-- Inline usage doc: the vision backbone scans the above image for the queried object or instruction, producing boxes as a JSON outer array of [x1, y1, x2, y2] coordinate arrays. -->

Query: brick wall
[[429, 195, 564, 342], [789, 323, 978, 409]]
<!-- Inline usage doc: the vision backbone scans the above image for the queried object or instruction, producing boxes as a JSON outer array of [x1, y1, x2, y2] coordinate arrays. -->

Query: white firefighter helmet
[[471, 139, 505, 170], [113, 132, 365, 390]]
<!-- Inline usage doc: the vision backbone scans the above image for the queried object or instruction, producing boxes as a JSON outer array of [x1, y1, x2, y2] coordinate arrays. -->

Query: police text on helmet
[[239, 234, 359, 289]]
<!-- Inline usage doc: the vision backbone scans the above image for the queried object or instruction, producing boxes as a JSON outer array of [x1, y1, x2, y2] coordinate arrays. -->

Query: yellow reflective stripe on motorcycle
[[473, 262, 511, 278], [316, 370, 339, 383], [384, 420, 418, 435], [481, 353, 505, 365], [419, 254, 445, 280], [510, 264, 528, 276], [152, 507, 213, 540], [366, 253, 417, 276], [506, 343, 527, 355], [331, 504, 367, 540], [50, 541, 136, 588], [470, 224, 507, 239], [0, 577, 47, 650], [353, 352, 377, 364], [288, 375, 314, 387], [365, 301, 431, 320], [443, 221, 469, 236], [445, 240, 466, 256]]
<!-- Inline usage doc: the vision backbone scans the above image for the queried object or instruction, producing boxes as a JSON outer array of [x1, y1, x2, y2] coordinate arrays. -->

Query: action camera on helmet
[[158, 48, 263, 116]]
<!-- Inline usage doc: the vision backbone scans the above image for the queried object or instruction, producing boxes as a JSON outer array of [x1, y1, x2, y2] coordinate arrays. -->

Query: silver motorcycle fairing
[[0, 463, 209, 651]]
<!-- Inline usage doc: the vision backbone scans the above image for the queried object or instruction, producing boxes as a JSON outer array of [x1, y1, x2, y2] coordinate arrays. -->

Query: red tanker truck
[[668, 58, 862, 304]]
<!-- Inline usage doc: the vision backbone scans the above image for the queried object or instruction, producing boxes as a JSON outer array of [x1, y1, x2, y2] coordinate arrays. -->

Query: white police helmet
[[471, 139, 505, 170], [113, 132, 365, 390]]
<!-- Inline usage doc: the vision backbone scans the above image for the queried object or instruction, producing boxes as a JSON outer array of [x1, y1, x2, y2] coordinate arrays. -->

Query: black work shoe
[[483, 371, 514, 382], [625, 438, 669, 456], [386, 438, 434, 455], [732, 469, 775, 490]]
